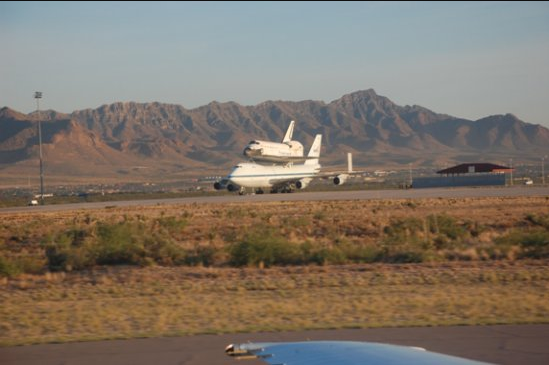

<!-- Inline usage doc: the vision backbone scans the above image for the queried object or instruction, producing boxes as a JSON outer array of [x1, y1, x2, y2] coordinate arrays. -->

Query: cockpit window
[[248, 141, 259, 145]]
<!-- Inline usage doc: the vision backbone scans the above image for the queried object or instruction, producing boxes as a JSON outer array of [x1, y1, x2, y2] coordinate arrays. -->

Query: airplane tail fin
[[282, 120, 295, 143], [305, 134, 322, 165], [347, 152, 353, 173]]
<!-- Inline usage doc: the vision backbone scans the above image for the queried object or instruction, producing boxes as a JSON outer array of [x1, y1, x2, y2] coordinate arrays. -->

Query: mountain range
[[1, 89, 548, 184]]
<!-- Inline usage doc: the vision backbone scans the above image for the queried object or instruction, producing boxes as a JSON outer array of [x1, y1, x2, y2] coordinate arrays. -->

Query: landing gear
[[238, 187, 246, 196], [255, 189, 264, 194], [270, 186, 293, 194]]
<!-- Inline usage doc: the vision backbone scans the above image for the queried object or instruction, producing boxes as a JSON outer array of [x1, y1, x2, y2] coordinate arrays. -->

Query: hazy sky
[[2, 1, 549, 126]]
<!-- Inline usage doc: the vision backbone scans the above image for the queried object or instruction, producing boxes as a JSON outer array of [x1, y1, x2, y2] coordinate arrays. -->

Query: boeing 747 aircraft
[[215, 135, 359, 194]]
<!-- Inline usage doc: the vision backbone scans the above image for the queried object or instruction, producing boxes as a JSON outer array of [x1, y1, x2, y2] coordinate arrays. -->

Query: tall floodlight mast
[[34, 91, 44, 205]]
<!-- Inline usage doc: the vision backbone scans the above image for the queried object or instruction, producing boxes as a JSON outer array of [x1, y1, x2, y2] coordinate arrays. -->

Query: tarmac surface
[[2, 186, 549, 214], [2, 325, 549, 365]]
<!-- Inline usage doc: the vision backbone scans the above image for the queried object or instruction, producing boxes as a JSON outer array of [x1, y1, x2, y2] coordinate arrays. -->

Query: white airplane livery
[[243, 120, 307, 163], [214, 134, 357, 194]]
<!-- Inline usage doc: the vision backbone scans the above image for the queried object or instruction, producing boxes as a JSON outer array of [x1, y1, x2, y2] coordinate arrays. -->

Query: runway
[[1, 325, 548, 364], [2, 186, 548, 214]]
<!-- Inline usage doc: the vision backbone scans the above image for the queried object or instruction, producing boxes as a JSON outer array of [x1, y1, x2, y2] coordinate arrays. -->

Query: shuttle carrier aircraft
[[214, 134, 359, 194]]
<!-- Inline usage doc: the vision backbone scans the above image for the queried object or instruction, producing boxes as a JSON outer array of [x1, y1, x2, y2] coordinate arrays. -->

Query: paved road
[[2, 186, 548, 214], [2, 325, 548, 365]]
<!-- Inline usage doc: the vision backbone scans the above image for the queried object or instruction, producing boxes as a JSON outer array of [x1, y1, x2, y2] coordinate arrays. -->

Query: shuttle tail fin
[[282, 120, 295, 143], [305, 134, 322, 165]]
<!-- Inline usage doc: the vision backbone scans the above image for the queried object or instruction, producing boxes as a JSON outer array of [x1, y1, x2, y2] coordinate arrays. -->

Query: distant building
[[436, 163, 512, 175], [413, 163, 512, 188]]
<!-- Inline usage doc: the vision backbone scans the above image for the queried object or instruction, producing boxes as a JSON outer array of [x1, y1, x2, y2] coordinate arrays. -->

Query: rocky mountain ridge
[[1, 89, 548, 181]]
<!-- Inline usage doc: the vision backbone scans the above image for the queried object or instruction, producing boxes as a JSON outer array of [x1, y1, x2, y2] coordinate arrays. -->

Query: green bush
[[45, 228, 93, 271], [184, 245, 217, 266], [142, 235, 186, 266], [229, 227, 300, 267], [155, 216, 188, 233], [380, 218, 427, 261], [309, 246, 346, 265], [0, 255, 21, 277], [383, 217, 423, 242], [495, 228, 549, 259], [0, 254, 45, 277], [427, 214, 467, 249], [45, 221, 187, 271], [525, 213, 549, 229], [93, 222, 146, 265]]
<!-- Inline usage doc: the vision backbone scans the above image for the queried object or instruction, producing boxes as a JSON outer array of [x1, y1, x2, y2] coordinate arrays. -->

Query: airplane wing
[[226, 341, 492, 365], [316, 152, 367, 185]]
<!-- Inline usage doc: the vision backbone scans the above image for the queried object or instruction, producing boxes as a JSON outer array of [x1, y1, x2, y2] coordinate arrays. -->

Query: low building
[[436, 163, 512, 176], [413, 163, 512, 188]]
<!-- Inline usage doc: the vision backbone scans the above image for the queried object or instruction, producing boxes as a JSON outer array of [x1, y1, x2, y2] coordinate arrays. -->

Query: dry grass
[[1, 196, 549, 346], [1, 261, 549, 346]]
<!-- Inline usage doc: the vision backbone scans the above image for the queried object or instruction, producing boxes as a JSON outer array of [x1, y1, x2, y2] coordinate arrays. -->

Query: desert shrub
[[0, 255, 21, 277], [0, 246, 45, 277], [313, 211, 326, 221], [225, 208, 247, 219], [339, 241, 382, 263], [496, 228, 549, 259], [45, 221, 187, 271], [462, 220, 486, 238], [310, 247, 346, 265], [155, 216, 188, 233], [383, 217, 423, 240], [184, 245, 217, 267], [14, 255, 45, 275], [525, 213, 549, 229], [93, 221, 189, 266], [380, 217, 428, 262], [92, 222, 146, 265], [427, 214, 467, 249], [45, 228, 94, 271], [228, 226, 301, 267], [283, 216, 310, 228], [307, 238, 351, 265], [143, 235, 186, 266], [318, 239, 383, 264], [385, 251, 425, 263]]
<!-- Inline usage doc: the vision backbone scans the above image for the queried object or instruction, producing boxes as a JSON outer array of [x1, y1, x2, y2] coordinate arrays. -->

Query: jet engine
[[214, 179, 228, 191], [227, 183, 240, 192], [333, 174, 348, 185], [295, 178, 312, 189]]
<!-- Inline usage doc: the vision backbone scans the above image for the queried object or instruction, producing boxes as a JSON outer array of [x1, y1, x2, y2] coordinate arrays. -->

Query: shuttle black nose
[[244, 147, 261, 157]]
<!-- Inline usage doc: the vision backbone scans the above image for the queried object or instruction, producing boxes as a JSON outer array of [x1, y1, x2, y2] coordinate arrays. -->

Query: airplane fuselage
[[227, 162, 320, 188]]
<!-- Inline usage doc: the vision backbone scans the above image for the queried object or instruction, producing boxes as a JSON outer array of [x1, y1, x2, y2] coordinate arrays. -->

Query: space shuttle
[[243, 120, 308, 163]]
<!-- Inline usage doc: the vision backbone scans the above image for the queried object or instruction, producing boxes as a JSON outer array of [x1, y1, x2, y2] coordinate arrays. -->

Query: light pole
[[543, 155, 547, 186], [408, 163, 413, 187], [509, 158, 513, 186], [34, 91, 44, 205]]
